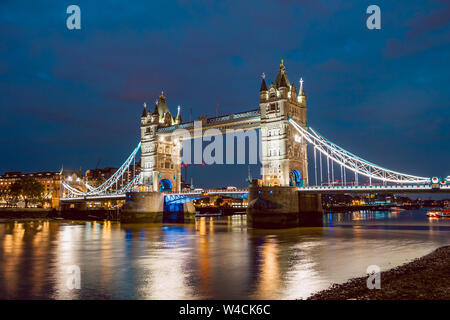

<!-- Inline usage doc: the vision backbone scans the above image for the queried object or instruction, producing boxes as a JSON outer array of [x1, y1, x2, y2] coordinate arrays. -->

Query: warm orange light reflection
[[252, 236, 280, 299]]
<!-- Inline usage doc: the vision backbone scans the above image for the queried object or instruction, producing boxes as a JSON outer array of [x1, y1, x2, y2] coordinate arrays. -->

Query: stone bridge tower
[[259, 60, 308, 186], [140, 92, 182, 192]]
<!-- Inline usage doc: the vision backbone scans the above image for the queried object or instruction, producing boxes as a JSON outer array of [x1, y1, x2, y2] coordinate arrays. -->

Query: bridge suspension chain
[[61, 142, 142, 198], [289, 118, 430, 184]]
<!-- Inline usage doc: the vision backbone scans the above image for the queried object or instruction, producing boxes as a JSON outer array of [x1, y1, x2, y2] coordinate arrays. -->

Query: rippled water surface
[[0, 209, 448, 299]]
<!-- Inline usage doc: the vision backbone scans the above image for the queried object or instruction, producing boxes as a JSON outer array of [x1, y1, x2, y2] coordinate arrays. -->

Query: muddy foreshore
[[308, 245, 450, 300]]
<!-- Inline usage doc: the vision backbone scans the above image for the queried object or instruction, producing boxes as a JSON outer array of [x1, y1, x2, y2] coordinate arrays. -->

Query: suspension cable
[[314, 146, 317, 186], [331, 159, 334, 185], [327, 155, 330, 185], [62, 142, 141, 197], [288, 118, 429, 184], [319, 151, 323, 185]]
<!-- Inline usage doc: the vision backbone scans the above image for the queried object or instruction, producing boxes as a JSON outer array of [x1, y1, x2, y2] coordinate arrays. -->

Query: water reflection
[[324, 210, 450, 231], [251, 236, 280, 299], [0, 208, 448, 299]]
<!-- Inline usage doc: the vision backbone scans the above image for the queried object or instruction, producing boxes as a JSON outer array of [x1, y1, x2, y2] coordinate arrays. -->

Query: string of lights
[[289, 118, 431, 184], [62, 143, 142, 197]]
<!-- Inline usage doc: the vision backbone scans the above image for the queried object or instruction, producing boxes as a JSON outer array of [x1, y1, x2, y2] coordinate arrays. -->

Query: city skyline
[[1, 1, 449, 187]]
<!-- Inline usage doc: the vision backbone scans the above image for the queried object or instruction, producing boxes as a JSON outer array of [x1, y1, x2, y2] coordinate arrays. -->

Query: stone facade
[[247, 185, 323, 228], [259, 60, 308, 187], [140, 92, 182, 192]]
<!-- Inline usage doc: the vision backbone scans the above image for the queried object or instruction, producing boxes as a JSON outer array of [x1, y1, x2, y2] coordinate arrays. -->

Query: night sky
[[0, 0, 449, 188]]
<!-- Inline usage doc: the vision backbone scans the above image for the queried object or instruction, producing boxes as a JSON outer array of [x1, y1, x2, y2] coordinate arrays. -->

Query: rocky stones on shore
[[308, 245, 450, 300]]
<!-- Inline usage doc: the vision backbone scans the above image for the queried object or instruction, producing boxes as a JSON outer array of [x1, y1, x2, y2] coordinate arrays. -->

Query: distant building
[[85, 162, 140, 189], [0, 171, 57, 201], [0, 169, 83, 208], [60, 168, 85, 201], [85, 167, 118, 188]]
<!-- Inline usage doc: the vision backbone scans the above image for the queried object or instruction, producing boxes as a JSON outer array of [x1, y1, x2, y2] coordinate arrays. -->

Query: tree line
[[0, 176, 45, 207]]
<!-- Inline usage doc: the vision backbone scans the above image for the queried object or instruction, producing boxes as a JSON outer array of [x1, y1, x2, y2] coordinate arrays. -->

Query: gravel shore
[[308, 245, 450, 300]]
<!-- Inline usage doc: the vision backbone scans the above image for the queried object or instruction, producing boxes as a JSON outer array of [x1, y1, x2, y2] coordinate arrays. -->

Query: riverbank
[[0, 207, 53, 219], [0, 208, 192, 222], [308, 245, 450, 300], [324, 204, 422, 212], [0, 207, 121, 220]]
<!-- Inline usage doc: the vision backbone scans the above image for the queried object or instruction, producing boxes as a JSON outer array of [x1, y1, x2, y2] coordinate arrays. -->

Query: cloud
[[385, 1, 450, 57], [408, 0, 450, 36]]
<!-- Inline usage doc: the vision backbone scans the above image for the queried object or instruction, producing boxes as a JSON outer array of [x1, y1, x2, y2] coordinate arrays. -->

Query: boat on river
[[426, 207, 450, 218]]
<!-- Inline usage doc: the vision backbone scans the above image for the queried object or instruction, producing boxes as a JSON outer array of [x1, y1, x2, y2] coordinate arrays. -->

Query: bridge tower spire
[[259, 60, 309, 186], [141, 102, 147, 118]]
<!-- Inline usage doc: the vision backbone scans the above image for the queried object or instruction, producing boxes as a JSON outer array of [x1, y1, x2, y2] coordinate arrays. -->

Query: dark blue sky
[[0, 0, 449, 187]]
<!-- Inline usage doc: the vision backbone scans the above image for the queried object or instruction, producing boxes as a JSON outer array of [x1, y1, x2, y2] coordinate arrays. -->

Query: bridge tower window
[[267, 103, 279, 113]]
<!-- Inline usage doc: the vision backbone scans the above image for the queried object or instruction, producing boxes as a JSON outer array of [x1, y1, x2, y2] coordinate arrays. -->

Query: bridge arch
[[290, 169, 304, 187], [159, 179, 173, 192]]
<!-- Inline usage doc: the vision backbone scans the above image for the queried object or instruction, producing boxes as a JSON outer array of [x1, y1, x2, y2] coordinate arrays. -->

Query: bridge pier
[[60, 201, 88, 211], [247, 185, 323, 228], [122, 192, 195, 222], [298, 192, 324, 227]]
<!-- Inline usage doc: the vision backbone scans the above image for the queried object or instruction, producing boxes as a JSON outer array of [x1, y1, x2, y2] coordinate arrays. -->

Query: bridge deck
[[298, 184, 450, 194], [60, 189, 249, 202], [156, 109, 261, 137], [60, 184, 450, 202]]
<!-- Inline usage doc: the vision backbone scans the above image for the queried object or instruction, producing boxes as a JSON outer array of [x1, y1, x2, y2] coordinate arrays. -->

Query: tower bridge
[[139, 59, 308, 193], [60, 60, 450, 226]]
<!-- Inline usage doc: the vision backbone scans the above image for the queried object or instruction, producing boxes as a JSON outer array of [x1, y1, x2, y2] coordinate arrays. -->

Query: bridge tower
[[259, 60, 308, 186], [140, 92, 182, 192]]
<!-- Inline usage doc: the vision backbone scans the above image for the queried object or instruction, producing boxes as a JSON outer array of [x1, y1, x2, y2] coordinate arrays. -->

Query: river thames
[[0, 209, 448, 299]]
